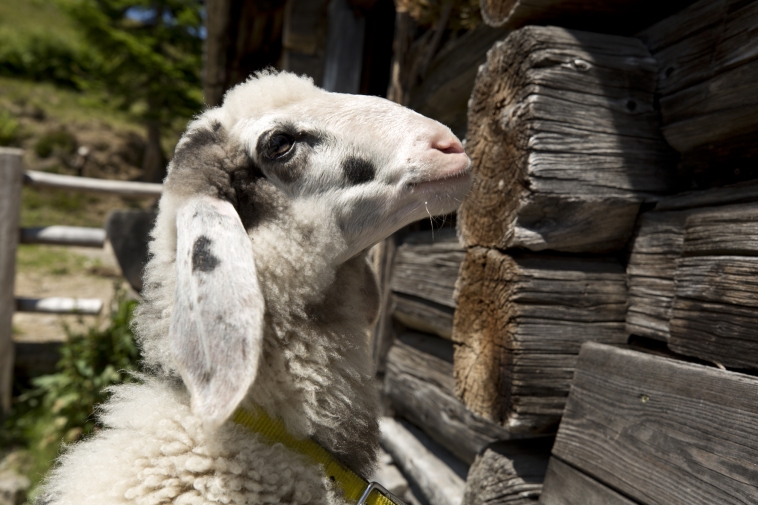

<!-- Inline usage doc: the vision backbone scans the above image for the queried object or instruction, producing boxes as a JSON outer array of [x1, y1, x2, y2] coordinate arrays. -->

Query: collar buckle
[[357, 481, 405, 505]]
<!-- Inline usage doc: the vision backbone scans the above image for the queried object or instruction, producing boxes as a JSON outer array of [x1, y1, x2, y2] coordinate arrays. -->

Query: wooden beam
[[15, 297, 103, 315], [370, 236, 398, 376], [540, 458, 637, 505], [552, 342, 758, 505], [626, 210, 690, 341], [384, 332, 526, 464], [24, 170, 162, 198], [459, 26, 674, 253], [392, 293, 453, 340], [20, 226, 106, 248], [639, 0, 758, 155], [667, 203, 758, 369], [479, 0, 694, 34], [453, 248, 627, 433], [322, 0, 365, 93], [390, 229, 464, 309], [0, 148, 23, 416], [379, 417, 466, 505], [462, 439, 551, 505]]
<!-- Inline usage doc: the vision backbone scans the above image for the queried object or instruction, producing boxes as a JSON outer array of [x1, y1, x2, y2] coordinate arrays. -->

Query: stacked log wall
[[377, 1, 758, 504]]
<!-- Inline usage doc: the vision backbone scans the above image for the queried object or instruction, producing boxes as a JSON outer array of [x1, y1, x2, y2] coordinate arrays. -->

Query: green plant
[[0, 109, 20, 146], [1, 288, 142, 495]]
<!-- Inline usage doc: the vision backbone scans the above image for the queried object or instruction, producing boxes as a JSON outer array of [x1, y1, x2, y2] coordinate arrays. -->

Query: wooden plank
[[390, 229, 464, 308], [479, 0, 695, 34], [462, 439, 551, 505], [280, 0, 329, 85], [459, 26, 674, 253], [539, 458, 637, 505], [15, 297, 103, 315], [552, 342, 758, 505], [24, 170, 162, 198], [639, 0, 758, 154], [625, 210, 689, 341], [380, 417, 467, 505], [384, 333, 527, 464], [453, 248, 627, 434], [20, 226, 106, 248], [392, 293, 453, 340], [0, 148, 23, 416]]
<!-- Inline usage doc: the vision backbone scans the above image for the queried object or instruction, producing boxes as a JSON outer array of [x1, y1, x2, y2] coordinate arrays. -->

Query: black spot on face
[[192, 235, 220, 273], [342, 157, 375, 185]]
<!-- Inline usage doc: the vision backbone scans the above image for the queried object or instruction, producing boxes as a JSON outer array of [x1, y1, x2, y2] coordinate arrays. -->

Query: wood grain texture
[[459, 25, 674, 253], [639, 0, 758, 153], [392, 293, 454, 340], [539, 458, 637, 505], [390, 229, 464, 309], [453, 247, 627, 434], [0, 148, 23, 415], [462, 439, 552, 505], [380, 417, 467, 505], [665, 203, 758, 369], [385, 332, 523, 464], [371, 236, 397, 376], [552, 342, 758, 505], [626, 210, 690, 341], [479, 0, 695, 34]]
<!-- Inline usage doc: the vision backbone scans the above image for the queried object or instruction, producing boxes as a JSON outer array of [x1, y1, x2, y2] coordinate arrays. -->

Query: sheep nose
[[431, 136, 465, 154]]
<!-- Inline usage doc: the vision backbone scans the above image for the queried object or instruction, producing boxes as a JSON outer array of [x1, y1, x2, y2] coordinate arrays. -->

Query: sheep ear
[[169, 195, 265, 430]]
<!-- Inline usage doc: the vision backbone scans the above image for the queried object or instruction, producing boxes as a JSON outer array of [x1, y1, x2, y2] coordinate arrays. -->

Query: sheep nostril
[[432, 137, 465, 155]]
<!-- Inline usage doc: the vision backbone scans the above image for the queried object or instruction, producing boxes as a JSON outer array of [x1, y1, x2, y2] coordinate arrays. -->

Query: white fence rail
[[0, 147, 163, 415]]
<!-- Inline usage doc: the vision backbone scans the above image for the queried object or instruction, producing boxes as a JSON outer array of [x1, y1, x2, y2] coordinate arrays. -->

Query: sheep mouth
[[406, 166, 472, 189]]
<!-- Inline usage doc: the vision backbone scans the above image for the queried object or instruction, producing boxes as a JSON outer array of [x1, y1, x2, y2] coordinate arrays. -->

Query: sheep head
[[138, 71, 471, 431]]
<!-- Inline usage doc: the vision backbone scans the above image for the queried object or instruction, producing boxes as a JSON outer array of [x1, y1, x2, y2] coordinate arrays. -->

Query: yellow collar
[[233, 407, 402, 505]]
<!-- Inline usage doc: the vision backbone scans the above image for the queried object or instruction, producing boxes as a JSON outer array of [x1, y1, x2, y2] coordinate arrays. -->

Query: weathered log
[[0, 148, 23, 416], [552, 342, 758, 505], [628, 185, 758, 342], [410, 24, 509, 138], [666, 203, 758, 369], [385, 332, 528, 464], [626, 210, 689, 341], [20, 226, 106, 248], [480, 0, 695, 33], [453, 248, 627, 434], [638, 0, 758, 155], [461, 439, 551, 505], [379, 417, 466, 505], [390, 229, 464, 310], [459, 26, 674, 253], [370, 236, 397, 376], [540, 457, 637, 505], [392, 293, 454, 339]]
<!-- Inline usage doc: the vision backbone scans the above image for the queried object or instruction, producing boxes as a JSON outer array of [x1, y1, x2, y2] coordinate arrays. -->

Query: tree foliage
[[58, 0, 204, 125]]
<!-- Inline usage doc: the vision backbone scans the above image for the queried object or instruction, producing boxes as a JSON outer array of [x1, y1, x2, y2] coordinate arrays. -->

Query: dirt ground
[[12, 243, 137, 343]]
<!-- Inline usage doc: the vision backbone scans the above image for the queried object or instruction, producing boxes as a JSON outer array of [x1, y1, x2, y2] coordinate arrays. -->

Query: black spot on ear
[[192, 236, 220, 273], [343, 157, 375, 185]]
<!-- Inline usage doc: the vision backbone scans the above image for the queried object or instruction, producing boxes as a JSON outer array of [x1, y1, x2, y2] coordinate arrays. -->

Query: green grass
[[16, 244, 100, 276], [20, 186, 110, 228], [0, 0, 80, 43]]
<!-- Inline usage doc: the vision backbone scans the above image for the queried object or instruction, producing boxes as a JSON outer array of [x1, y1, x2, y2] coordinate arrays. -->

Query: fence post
[[0, 148, 23, 417]]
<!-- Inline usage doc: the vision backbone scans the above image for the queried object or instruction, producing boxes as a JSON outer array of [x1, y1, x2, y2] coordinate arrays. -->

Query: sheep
[[37, 70, 471, 505]]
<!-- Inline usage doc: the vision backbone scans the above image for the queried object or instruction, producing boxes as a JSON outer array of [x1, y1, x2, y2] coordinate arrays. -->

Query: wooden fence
[[0, 148, 162, 416]]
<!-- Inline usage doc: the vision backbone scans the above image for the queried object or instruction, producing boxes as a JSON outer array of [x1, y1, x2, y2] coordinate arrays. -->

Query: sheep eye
[[264, 133, 294, 160]]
